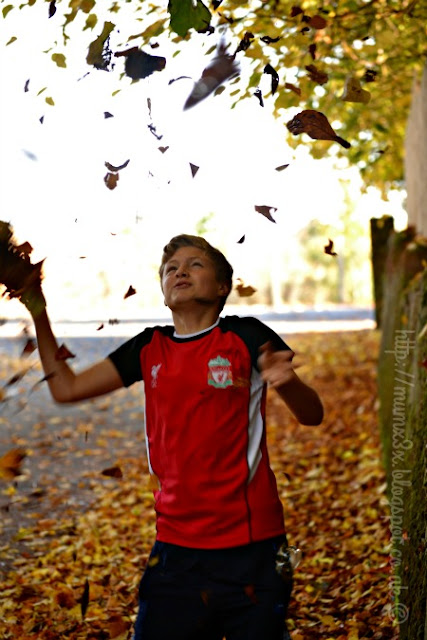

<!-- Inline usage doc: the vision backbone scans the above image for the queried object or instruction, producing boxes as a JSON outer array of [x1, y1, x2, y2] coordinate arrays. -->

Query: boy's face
[[162, 246, 229, 311]]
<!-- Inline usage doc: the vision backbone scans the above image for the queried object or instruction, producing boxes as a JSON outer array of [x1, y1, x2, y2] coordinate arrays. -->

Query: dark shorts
[[133, 536, 292, 640]]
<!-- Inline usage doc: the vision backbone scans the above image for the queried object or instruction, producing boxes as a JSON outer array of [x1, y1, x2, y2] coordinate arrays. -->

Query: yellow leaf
[[45, 96, 55, 106], [0, 448, 26, 480], [84, 13, 98, 30], [51, 53, 67, 68]]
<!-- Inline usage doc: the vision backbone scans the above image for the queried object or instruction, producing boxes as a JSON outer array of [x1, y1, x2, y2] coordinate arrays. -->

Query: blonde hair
[[159, 234, 233, 311]]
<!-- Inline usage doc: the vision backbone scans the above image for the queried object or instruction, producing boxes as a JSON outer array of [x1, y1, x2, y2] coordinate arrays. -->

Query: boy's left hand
[[258, 342, 299, 388]]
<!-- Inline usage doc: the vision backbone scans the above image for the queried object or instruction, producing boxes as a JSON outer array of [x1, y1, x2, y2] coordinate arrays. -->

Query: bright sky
[[0, 3, 408, 320]]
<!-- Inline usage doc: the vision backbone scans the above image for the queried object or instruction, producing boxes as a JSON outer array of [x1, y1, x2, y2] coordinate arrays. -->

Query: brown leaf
[[80, 579, 90, 620], [237, 235, 245, 244], [115, 47, 166, 80], [55, 344, 76, 361], [21, 337, 37, 357], [102, 465, 123, 479], [309, 14, 327, 29], [305, 64, 328, 85], [264, 63, 279, 94], [190, 163, 199, 178], [108, 613, 130, 638], [0, 448, 27, 480], [275, 164, 289, 172], [236, 279, 257, 297], [286, 110, 351, 149], [184, 40, 240, 110], [105, 159, 130, 172], [260, 35, 281, 44], [104, 172, 119, 190], [48, 0, 56, 18], [254, 205, 277, 223], [124, 285, 136, 299], [341, 75, 371, 104], [284, 82, 301, 96], [97, 323, 104, 331], [158, 146, 169, 153], [324, 239, 338, 256], [235, 31, 255, 55], [254, 88, 264, 107]]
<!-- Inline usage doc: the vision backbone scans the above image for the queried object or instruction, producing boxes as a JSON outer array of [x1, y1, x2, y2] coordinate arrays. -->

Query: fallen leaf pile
[[0, 330, 399, 639]]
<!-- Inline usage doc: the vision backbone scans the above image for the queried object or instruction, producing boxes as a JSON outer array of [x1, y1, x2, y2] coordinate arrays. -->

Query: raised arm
[[26, 297, 124, 404], [258, 342, 323, 426]]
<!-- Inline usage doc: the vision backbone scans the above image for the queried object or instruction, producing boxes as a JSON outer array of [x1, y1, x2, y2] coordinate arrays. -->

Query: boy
[[21, 234, 323, 640]]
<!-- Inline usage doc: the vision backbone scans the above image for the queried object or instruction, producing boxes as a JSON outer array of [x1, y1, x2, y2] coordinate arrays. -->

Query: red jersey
[[108, 315, 291, 549]]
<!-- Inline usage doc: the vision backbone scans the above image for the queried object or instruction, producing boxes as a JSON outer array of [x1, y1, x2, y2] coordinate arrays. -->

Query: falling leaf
[[275, 164, 289, 172], [0, 448, 27, 480], [235, 31, 254, 55], [158, 146, 169, 153], [97, 323, 104, 331], [102, 466, 123, 478], [290, 6, 303, 17], [184, 40, 239, 110], [260, 35, 281, 44], [254, 88, 264, 107], [264, 63, 279, 94], [105, 159, 130, 172], [48, 0, 56, 18], [80, 579, 90, 620], [55, 344, 76, 361], [168, 75, 192, 85], [286, 110, 351, 148], [190, 163, 199, 177], [115, 47, 166, 80], [284, 82, 301, 96], [305, 64, 328, 85], [324, 239, 338, 256], [21, 337, 37, 357], [237, 235, 245, 244], [254, 204, 277, 223], [124, 285, 136, 299], [104, 172, 119, 190], [104, 111, 114, 118], [169, 0, 212, 38], [364, 68, 378, 82], [24, 79, 30, 92], [212, 0, 223, 9], [309, 14, 327, 29], [341, 75, 371, 104], [86, 21, 114, 70], [51, 53, 66, 68], [236, 278, 257, 297], [308, 43, 316, 60]]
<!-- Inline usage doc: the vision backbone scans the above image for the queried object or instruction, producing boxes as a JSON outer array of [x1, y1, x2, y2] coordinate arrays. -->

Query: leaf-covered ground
[[0, 330, 398, 639]]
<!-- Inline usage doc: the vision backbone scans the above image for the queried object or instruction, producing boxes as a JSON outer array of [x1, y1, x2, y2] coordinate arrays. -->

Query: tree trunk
[[370, 215, 394, 328], [405, 62, 427, 236]]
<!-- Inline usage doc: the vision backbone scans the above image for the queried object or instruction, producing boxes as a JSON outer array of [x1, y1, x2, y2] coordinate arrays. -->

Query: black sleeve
[[107, 327, 156, 387], [221, 316, 292, 371]]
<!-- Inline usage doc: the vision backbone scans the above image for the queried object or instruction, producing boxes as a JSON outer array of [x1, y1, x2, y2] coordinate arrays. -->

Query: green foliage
[[168, 0, 211, 38], [3, 0, 426, 194]]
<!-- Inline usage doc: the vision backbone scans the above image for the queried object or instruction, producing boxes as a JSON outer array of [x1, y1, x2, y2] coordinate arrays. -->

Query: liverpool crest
[[208, 356, 233, 388]]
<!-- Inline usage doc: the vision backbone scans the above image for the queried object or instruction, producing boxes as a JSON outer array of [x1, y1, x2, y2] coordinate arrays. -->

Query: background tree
[[2, 0, 426, 200]]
